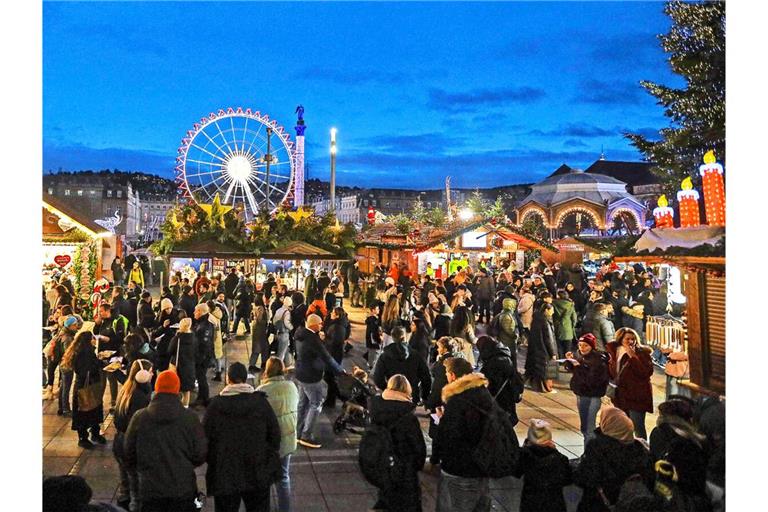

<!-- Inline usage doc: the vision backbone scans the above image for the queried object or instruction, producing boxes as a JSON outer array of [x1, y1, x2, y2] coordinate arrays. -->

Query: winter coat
[[179, 294, 197, 319], [372, 343, 432, 403], [368, 395, 427, 510], [113, 382, 152, 462], [475, 275, 496, 301], [306, 299, 328, 319], [304, 273, 318, 301], [496, 307, 519, 349], [111, 297, 133, 327], [257, 376, 299, 458], [234, 283, 253, 315], [317, 275, 331, 296], [513, 442, 572, 512], [408, 328, 431, 365], [591, 313, 616, 351], [294, 326, 345, 384], [138, 300, 155, 329], [620, 306, 646, 343], [566, 349, 610, 398], [573, 430, 654, 512], [424, 352, 456, 413], [71, 348, 105, 431], [203, 388, 281, 496], [128, 267, 144, 288], [517, 292, 536, 329], [525, 311, 557, 380], [193, 314, 215, 367], [153, 308, 181, 371], [365, 315, 382, 349], [124, 393, 207, 501], [478, 342, 522, 424], [168, 332, 196, 392], [450, 324, 477, 367], [606, 341, 654, 413], [433, 310, 452, 340], [251, 306, 269, 349], [324, 317, 350, 363], [223, 272, 239, 299], [437, 373, 499, 478], [111, 261, 124, 283], [649, 417, 710, 498], [552, 299, 577, 341], [210, 309, 224, 360]]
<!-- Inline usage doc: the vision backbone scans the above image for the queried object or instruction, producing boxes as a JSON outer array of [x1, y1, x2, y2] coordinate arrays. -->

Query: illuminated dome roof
[[518, 167, 642, 207]]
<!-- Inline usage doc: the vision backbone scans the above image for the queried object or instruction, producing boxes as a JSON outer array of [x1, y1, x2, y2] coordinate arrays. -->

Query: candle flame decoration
[[703, 150, 716, 165], [657, 194, 669, 208], [681, 177, 693, 191]]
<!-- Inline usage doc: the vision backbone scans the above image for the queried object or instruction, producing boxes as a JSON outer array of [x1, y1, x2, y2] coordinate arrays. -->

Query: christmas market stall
[[261, 240, 352, 291], [166, 239, 259, 283], [356, 219, 555, 278]]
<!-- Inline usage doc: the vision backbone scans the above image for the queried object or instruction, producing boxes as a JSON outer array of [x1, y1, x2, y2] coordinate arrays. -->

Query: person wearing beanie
[[202, 362, 281, 512], [293, 313, 346, 449], [565, 333, 610, 449], [573, 405, 654, 512], [152, 298, 182, 373], [513, 419, 572, 512], [124, 369, 207, 512]]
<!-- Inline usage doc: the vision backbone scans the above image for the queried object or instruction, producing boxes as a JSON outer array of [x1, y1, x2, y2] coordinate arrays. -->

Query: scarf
[[382, 389, 412, 403], [220, 383, 255, 396]]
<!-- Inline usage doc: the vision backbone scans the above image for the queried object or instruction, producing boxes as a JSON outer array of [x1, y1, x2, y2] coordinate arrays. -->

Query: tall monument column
[[293, 105, 306, 208]]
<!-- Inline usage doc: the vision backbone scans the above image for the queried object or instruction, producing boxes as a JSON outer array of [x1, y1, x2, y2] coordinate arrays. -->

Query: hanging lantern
[[653, 195, 674, 229], [676, 176, 701, 228], [698, 150, 725, 226]]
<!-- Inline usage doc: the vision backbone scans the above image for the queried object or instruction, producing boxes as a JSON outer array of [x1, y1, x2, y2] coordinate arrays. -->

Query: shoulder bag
[[605, 357, 628, 400], [77, 371, 103, 412]]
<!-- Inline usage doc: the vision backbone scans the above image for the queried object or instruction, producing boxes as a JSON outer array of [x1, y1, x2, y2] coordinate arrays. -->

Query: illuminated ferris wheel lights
[[226, 155, 253, 182]]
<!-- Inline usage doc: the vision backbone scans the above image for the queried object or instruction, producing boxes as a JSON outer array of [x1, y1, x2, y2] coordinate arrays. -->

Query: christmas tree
[[625, 0, 725, 195]]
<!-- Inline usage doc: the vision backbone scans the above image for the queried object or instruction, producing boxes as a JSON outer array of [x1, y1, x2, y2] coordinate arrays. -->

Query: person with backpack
[[476, 336, 524, 426], [361, 374, 427, 512], [573, 406, 655, 512], [513, 419, 572, 512], [435, 357, 520, 512], [565, 333, 610, 450], [552, 289, 578, 359]]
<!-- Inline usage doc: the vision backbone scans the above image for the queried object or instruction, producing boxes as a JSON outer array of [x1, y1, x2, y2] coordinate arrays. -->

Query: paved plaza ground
[[43, 305, 668, 511]]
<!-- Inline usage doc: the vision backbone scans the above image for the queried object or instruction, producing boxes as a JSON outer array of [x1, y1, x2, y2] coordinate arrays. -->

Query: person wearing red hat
[[124, 370, 207, 512], [565, 333, 610, 450]]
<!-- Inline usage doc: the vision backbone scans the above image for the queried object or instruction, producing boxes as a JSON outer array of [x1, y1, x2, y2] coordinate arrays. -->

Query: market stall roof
[[43, 197, 110, 239], [168, 239, 255, 259], [261, 240, 347, 261], [356, 218, 557, 252], [632, 225, 724, 253]]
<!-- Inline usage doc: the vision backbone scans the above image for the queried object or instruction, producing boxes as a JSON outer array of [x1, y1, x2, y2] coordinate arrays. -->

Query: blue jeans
[[296, 380, 327, 440], [276, 332, 292, 365], [576, 395, 602, 449], [59, 369, 73, 413], [436, 470, 490, 512], [275, 455, 291, 512]]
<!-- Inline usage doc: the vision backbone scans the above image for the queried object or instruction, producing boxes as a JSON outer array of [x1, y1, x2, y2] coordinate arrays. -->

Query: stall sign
[[555, 242, 585, 252], [54, 255, 72, 267]]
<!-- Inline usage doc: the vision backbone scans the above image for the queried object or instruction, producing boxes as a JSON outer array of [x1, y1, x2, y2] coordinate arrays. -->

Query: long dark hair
[[450, 305, 474, 334], [61, 331, 93, 370]]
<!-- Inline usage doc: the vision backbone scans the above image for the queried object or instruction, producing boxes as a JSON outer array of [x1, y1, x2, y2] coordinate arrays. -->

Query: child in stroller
[[333, 366, 377, 434]]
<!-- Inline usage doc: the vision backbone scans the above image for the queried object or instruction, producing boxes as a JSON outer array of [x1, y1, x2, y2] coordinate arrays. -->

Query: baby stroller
[[333, 372, 374, 434]]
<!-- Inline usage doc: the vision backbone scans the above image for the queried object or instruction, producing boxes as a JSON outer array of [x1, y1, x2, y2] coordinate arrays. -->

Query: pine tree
[[625, 0, 725, 196], [411, 196, 428, 223]]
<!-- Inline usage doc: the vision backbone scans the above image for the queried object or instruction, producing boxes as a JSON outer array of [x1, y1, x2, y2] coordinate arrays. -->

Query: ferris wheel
[[176, 108, 296, 218]]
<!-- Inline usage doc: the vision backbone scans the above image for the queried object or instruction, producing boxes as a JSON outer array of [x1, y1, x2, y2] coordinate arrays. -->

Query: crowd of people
[[42, 255, 725, 512]]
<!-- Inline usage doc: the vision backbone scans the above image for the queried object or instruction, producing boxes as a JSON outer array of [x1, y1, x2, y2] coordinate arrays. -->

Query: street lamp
[[330, 128, 337, 216], [459, 208, 473, 221]]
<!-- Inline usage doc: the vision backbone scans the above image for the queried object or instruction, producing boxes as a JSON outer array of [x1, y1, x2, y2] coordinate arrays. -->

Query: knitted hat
[[599, 406, 635, 443], [527, 419, 553, 444], [63, 315, 78, 329], [385, 277, 395, 286], [578, 333, 597, 350], [502, 297, 515, 310], [155, 370, 180, 395], [307, 314, 323, 328], [160, 298, 173, 311]]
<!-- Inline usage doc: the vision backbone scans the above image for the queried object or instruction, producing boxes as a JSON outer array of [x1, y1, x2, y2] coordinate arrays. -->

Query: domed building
[[515, 165, 647, 239]]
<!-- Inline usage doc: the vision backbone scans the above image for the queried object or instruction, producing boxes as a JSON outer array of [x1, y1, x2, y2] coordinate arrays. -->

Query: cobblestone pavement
[[43, 305, 667, 511]]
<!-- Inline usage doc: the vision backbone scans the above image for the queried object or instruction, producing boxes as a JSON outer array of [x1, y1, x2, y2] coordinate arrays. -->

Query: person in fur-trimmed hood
[[435, 358, 496, 511]]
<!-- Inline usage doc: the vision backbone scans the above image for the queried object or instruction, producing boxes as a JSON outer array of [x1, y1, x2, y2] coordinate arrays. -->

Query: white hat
[[385, 277, 395, 286], [282, 296, 293, 308], [160, 298, 173, 311]]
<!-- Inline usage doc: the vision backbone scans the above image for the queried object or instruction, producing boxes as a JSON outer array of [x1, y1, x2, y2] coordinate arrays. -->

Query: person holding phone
[[565, 333, 610, 449], [606, 327, 654, 439]]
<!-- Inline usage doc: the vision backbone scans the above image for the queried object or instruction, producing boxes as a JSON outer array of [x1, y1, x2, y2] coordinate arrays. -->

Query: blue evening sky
[[43, 1, 680, 189]]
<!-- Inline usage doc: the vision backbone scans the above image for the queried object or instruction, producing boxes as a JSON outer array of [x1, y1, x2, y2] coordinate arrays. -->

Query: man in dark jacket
[[435, 358, 507, 511], [294, 314, 346, 449], [372, 326, 432, 404], [192, 303, 215, 407], [474, 268, 496, 324], [124, 370, 207, 512], [94, 303, 127, 412], [202, 362, 281, 512], [347, 262, 363, 307], [476, 336, 523, 425], [223, 268, 239, 326], [423, 337, 459, 466], [110, 286, 133, 327]]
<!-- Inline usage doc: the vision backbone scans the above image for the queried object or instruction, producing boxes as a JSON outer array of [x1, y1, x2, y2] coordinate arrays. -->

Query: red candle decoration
[[653, 194, 674, 229], [698, 150, 725, 226], [676, 177, 700, 228]]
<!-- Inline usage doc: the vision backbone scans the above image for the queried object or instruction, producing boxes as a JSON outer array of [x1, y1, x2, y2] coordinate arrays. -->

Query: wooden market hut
[[615, 226, 725, 397], [166, 239, 259, 277]]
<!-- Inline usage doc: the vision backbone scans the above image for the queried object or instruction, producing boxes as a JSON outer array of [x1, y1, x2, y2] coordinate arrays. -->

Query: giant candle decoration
[[676, 176, 701, 228], [653, 194, 674, 229], [698, 150, 725, 226]]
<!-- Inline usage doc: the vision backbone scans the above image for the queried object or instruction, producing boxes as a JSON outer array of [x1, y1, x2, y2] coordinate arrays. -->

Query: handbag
[[606, 358, 628, 400], [77, 371, 103, 412], [545, 359, 559, 380]]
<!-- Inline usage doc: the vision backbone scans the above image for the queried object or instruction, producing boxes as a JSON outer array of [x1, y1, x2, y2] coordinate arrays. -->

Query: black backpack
[[463, 398, 520, 478], [358, 420, 406, 489]]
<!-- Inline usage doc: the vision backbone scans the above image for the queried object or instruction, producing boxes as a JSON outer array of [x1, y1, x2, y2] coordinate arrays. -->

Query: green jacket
[[257, 376, 299, 458], [552, 299, 578, 341], [497, 308, 519, 348]]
